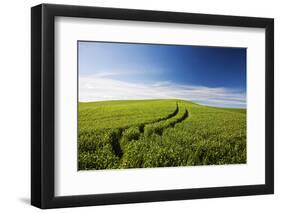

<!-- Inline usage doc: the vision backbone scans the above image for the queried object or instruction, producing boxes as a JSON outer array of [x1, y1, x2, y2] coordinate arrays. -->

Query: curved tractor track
[[111, 102, 189, 158]]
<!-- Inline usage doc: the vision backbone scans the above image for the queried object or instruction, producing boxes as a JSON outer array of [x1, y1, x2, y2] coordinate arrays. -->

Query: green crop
[[78, 99, 246, 170]]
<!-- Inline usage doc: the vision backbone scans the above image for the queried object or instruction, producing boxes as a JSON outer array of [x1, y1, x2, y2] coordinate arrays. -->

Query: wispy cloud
[[84, 68, 155, 78], [79, 75, 246, 108]]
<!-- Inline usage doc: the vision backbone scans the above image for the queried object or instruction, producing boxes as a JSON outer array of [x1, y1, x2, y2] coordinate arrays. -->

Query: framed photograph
[[31, 4, 274, 209]]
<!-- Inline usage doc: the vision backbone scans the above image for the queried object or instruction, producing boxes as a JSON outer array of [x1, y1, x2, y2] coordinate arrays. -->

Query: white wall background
[[0, 0, 279, 212]]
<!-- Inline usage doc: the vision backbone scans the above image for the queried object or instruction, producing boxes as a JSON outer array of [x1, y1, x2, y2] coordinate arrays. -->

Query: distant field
[[78, 99, 246, 170]]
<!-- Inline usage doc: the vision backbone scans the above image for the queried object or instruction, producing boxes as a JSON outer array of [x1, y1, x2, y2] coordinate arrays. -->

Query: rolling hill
[[78, 99, 246, 170]]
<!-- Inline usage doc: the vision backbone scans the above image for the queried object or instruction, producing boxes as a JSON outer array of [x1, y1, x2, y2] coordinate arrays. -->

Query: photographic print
[[78, 41, 246, 170], [31, 4, 274, 208]]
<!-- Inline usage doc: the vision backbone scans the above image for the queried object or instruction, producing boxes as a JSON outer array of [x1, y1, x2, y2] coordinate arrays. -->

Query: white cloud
[[87, 68, 150, 78], [79, 75, 246, 108]]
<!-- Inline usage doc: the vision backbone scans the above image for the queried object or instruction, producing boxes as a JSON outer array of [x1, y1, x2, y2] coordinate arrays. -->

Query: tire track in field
[[110, 102, 178, 158], [138, 103, 179, 133], [111, 102, 189, 158], [143, 107, 189, 137]]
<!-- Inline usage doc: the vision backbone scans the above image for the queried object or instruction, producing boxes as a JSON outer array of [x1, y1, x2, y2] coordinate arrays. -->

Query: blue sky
[[78, 41, 246, 108]]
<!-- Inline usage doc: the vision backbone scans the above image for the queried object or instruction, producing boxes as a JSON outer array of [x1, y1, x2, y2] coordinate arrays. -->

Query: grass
[[78, 99, 246, 170], [79, 99, 178, 130]]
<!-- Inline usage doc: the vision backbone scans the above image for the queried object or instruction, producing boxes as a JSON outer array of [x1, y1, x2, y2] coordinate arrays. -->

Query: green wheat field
[[78, 99, 246, 170]]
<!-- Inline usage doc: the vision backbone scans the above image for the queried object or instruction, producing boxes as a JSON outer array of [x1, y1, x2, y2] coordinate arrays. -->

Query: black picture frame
[[31, 3, 274, 209]]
